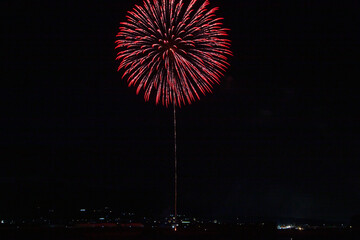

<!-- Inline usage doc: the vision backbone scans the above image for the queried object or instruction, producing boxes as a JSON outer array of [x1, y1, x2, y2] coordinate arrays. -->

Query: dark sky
[[2, 0, 360, 221]]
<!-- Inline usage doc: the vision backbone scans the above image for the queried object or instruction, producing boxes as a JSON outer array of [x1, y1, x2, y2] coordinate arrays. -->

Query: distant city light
[[0, 209, 349, 231], [277, 225, 294, 230]]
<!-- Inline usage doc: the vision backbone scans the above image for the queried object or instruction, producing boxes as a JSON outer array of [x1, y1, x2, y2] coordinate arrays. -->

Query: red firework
[[115, 0, 232, 107]]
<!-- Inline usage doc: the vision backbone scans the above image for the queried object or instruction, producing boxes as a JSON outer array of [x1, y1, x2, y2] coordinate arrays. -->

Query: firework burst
[[115, 0, 232, 107]]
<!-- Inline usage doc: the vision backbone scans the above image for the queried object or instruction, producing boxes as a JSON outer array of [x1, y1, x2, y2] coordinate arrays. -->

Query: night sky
[[2, 0, 360, 221]]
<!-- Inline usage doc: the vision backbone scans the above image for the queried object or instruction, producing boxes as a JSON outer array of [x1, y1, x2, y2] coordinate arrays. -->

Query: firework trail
[[116, 0, 232, 107]]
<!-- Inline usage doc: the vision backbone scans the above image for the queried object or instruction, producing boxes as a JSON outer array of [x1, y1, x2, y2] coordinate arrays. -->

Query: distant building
[[120, 223, 144, 228]]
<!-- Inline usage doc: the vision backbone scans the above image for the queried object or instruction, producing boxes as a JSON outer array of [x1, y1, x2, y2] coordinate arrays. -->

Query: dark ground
[[0, 228, 358, 240]]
